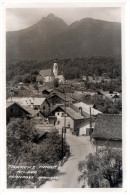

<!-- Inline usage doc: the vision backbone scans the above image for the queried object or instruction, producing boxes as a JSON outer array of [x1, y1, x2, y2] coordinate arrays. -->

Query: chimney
[[79, 107, 83, 116], [31, 102, 34, 108]]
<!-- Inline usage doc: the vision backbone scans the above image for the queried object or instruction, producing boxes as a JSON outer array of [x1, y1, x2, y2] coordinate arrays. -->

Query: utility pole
[[64, 91, 66, 138], [61, 88, 66, 159], [62, 127, 64, 159], [89, 107, 92, 141]]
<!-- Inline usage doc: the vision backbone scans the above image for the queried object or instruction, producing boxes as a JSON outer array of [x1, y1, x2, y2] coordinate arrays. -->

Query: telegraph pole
[[61, 88, 66, 159], [90, 107, 92, 141], [62, 127, 64, 159], [64, 91, 66, 138]]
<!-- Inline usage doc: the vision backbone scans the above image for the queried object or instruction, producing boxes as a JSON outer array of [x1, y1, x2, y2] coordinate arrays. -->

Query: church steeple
[[53, 59, 58, 78]]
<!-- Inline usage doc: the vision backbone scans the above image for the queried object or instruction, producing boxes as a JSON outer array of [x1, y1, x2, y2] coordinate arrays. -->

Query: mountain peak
[[6, 17, 121, 60], [47, 13, 56, 19]]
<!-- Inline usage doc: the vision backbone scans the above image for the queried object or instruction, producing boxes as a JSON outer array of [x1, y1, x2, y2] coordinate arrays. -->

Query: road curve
[[40, 133, 94, 188]]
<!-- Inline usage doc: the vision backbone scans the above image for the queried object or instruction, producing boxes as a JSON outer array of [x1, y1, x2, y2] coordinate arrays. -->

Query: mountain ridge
[[6, 14, 121, 60]]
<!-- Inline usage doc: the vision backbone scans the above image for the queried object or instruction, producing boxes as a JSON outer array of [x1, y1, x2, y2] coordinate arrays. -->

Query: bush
[[78, 147, 122, 188], [7, 119, 69, 188], [53, 78, 59, 88]]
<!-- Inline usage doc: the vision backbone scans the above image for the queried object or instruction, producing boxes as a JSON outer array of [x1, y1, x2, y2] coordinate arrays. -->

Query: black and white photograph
[[5, 2, 124, 189]]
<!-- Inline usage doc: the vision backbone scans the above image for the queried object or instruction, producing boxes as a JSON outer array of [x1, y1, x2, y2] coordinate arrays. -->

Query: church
[[37, 60, 65, 84]]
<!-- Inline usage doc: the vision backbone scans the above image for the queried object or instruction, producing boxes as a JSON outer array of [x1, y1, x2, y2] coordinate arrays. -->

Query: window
[[67, 124, 70, 128], [57, 121, 60, 125], [37, 113, 39, 117], [43, 106, 45, 110], [10, 108, 14, 113], [18, 109, 22, 115], [57, 112, 59, 115]]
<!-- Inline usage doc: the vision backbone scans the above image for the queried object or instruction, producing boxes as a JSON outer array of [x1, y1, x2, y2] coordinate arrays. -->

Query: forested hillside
[[7, 56, 121, 83]]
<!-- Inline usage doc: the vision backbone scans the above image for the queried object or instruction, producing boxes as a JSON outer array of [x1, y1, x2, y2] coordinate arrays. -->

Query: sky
[[6, 7, 121, 31]]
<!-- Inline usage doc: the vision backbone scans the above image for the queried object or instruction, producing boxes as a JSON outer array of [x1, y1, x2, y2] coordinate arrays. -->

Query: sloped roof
[[6, 101, 15, 108], [78, 117, 95, 128], [112, 94, 120, 99], [21, 106, 40, 117], [57, 75, 65, 81], [48, 94, 75, 102], [6, 101, 30, 114], [38, 85, 53, 92], [70, 104, 90, 118], [39, 69, 53, 77], [63, 107, 84, 120], [100, 91, 115, 99], [35, 123, 58, 138], [7, 97, 46, 106], [92, 114, 122, 140], [48, 105, 84, 120], [74, 102, 102, 115]]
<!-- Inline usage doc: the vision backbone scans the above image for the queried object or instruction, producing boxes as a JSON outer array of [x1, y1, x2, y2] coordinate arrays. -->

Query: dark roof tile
[[92, 114, 122, 140]]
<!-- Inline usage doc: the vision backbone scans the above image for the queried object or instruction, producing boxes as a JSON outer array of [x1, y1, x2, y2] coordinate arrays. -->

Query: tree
[[22, 74, 31, 83], [7, 118, 70, 188], [53, 78, 59, 88], [31, 75, 36, 83], [34, 83, 38, 90], [78, 147, 122, 188]]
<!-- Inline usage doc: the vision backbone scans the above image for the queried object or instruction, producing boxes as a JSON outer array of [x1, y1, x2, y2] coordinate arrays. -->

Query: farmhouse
[[78, 118, 95, 136], [82, 75, 87, 81], [34, 123, 58, 142], [74, 102, 102, 116], [7, 97, 50, 116], [39, 89, 53, 96], [92, 114, 122, 150], [47, 94, 76, 107], [48, 105, 86, 134], [38, 87, 60, 97], [112, 93, 121, 103], [21, 106, 45, 120], [6, 102, 30, 124]]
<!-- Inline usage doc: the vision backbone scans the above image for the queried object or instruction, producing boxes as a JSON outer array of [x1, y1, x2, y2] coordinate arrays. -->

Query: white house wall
[[79, 121, 95, 136], [44, 76, 54, 83], [79, 123, 90, 136], [55, 111, 74, 134]]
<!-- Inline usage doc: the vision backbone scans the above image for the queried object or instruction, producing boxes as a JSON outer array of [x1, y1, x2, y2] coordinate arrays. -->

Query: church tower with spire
[[53, 59, 58, 78]]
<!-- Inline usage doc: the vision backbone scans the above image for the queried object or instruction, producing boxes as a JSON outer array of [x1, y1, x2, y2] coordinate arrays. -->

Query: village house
[[74, 102, 102, 116], [48, 105, 87, 134], [6, 102, 30, 124], [21, 106, 45, 121], [47, 94, 76, 107], [72, 91, 85, 99], [82, 75, 87, 81], [7, 97, 50, 116], [34, 123, 58, 143], [78, 118, 95, 136], [112, 93, 122, 103], [39, 88, 53, 97], [84, 91, 96, 97], [38, 87, 60, 97], [92, 114, 122, 150], [57, 75, 65, 83], [7, 101, 46, 123]]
